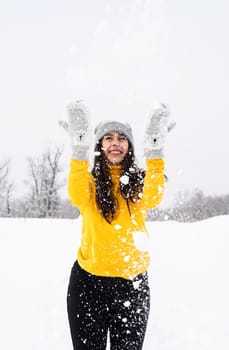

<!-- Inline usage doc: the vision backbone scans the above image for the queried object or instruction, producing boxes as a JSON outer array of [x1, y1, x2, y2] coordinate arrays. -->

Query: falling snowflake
[[131, 218, 138, 226], [120, 175, 129, 185], [124, 255, 130, 262], [94, 151, 101, 156], [158, 185, 163, 193], [114, 224, 122, 230], [123, 300, 131, 307], [133, 279, 142, 290]]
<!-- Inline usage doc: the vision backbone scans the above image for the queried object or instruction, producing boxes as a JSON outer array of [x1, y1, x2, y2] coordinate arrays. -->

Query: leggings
[[67, 261, 150, 350]]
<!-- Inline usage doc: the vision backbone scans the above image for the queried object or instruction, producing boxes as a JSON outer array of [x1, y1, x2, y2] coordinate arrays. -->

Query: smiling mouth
[[109, 150, 122, 154]]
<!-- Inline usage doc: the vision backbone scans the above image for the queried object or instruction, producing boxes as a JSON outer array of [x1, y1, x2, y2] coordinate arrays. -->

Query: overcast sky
[[0, 0, 228, 203]]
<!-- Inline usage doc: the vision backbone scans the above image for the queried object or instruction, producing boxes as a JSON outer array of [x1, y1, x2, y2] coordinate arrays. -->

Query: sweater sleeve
[[68, 159, 92, 212], [141, 158, 165, 210]]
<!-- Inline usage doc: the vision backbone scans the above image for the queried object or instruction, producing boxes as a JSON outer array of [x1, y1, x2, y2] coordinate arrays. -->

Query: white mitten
[[58, 100, 91, 160], [144, 102, 175, 159]]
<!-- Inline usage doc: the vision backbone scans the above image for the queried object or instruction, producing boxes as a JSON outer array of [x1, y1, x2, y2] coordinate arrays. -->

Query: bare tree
[[0, 160, 13, 217], [6, 183, 14, 216], [24, 146, 64, 218]]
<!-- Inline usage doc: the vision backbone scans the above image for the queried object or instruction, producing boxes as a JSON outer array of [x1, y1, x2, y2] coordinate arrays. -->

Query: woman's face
[[101, 132, 129, 164]]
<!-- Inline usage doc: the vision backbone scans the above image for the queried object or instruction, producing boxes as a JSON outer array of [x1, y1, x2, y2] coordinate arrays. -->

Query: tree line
[[147, 189, 229, 222], [0, 146, 79, 219], [0, 146, 228, 221]]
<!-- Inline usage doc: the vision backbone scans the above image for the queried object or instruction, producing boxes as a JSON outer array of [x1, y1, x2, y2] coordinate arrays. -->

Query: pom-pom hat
[[94, 121, 134, 145]]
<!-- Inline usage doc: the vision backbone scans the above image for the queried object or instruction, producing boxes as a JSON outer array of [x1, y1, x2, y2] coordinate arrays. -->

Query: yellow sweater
[[68, 158, 164, 280]]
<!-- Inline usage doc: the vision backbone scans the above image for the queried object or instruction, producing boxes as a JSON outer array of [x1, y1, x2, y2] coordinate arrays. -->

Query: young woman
[[59, 101, 173, 350]]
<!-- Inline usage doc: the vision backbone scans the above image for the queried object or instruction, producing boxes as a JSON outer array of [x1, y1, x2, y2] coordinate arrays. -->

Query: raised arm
[[68, 159, 92, 211], [59, 100, 92, 211], [142, 158, 165, 209], [142, 102, 175, 209]]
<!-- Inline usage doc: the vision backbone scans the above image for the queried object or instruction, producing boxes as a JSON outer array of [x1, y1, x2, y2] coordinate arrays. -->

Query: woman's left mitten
[[59, 100, 91, 160]]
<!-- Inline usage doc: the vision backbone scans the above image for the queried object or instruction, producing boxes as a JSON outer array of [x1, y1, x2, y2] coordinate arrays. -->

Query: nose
[[112, 138, 120, 146]]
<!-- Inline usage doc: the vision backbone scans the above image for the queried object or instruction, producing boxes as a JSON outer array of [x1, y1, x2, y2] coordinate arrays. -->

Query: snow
[[123, 301, 131, 307], [133, 280, 143, 291], [114, 224, 122, 230], [123, 255, 130, 263], [0, 216, 229, 349], [94, 151, 101, 156], [120, 175, 129, 185], [133, 231, 149, 252]]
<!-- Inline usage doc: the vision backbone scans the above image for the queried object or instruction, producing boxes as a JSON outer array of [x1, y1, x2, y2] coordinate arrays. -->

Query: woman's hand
[[58, 100, 91, 160], [144, 102, 175, 159]]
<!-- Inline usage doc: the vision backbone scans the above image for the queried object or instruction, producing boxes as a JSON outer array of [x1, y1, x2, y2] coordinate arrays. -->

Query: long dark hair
[[91, 139, 145, 223]]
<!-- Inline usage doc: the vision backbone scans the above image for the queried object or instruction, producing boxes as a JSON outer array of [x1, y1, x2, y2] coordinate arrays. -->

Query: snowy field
[[0, 216, 229, 350]]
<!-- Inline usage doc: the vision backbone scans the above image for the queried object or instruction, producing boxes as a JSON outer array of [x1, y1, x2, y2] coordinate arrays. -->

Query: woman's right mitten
[[144, 102, 175, 159]]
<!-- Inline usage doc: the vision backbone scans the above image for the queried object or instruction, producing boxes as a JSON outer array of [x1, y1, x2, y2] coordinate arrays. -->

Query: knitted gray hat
[[94, 121, 134, 145]]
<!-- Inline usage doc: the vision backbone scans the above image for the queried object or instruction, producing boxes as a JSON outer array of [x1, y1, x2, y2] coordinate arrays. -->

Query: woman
[[59, 101, 172, 350]]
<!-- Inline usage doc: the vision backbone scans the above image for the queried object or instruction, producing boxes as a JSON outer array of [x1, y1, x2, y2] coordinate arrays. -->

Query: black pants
[[67, 261, 150, 350]]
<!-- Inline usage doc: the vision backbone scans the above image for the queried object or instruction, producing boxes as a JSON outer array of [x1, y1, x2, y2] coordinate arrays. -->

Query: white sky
[[0, 0, 229, 201]]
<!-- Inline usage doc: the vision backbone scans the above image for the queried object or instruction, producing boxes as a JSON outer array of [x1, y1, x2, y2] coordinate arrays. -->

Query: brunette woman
[[59, 101, 173, 350]]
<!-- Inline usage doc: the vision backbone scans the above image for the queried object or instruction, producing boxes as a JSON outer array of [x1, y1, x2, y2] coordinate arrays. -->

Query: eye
[[104, 135, 112, 141], [119, 136, 127, 142]]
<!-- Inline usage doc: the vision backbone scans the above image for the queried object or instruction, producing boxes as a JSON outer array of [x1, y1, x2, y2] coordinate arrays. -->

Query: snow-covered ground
[[0, 216, 229, 350]]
